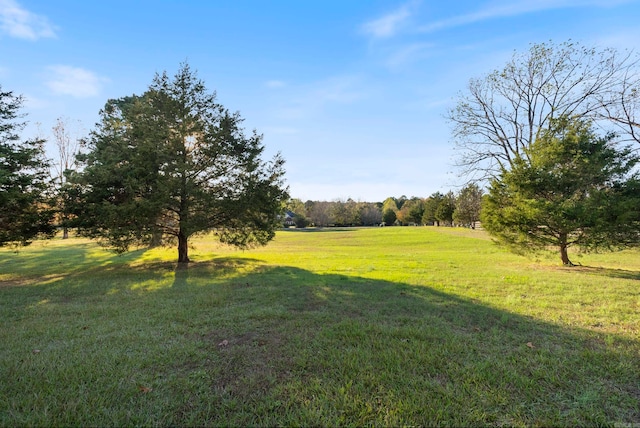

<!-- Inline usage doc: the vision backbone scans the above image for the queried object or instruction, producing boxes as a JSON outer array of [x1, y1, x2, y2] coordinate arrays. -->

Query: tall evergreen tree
[[0, 86, 54, 246], [72, 64, 288, 263], [482, 117, 640, 265], [435, 192, 456, 227]]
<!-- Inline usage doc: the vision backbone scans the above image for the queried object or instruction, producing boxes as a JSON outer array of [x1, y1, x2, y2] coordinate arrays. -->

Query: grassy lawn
[[1, 227, 638, 426]]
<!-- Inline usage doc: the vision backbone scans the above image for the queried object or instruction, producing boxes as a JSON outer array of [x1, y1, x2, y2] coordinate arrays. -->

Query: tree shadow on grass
[[575, 266, 640, 281], [171, 257, 262, 288], [158, 264, 640, 426], [0, 243, 150, 283], [1, 256, 639, 426]]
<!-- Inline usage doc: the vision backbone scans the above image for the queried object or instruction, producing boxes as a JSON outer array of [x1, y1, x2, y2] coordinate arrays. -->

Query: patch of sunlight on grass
[[136, 247, 176, 263], [130, 275, 174, 292], [314, 288, 330, 301], [84, 246, 114, 260], [40, 275, 65, 285]]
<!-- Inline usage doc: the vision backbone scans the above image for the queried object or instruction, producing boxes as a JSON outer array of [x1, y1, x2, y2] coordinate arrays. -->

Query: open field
[[1, 227, 639, 426]]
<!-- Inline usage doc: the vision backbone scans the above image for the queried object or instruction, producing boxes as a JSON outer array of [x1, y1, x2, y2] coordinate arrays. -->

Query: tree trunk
[[177, 231, 190, 263], [149, 229, 163, 248], [559, 236, 573, 266], [62, 226, 69, 240]]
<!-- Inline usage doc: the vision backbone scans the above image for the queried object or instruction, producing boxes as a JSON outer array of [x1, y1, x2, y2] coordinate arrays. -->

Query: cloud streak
[[418, 0, 637, 33], [360, 1, 415, 39], [271, 74, 367, 121], [45, 65, 106, 98], [265, 80, 286, 88], [0, 0, 56, 40]]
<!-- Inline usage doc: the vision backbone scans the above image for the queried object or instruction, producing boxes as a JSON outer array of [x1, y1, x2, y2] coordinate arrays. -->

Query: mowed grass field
[[1, 226, 638, 426]]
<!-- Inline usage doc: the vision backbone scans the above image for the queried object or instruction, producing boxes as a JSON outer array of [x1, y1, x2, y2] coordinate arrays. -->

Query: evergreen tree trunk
[[149, 229, 163, 248], [559, 235, 572, 266], [177, 231, 190, 263], [62, 226, 69, 239]]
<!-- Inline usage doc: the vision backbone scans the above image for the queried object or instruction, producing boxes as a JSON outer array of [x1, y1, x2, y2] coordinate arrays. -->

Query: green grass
[[1, 227, 638, 426]]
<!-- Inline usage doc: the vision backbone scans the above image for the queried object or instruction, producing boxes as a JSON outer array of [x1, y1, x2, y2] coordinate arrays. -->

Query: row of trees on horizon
[[284, 185, 483, 228]]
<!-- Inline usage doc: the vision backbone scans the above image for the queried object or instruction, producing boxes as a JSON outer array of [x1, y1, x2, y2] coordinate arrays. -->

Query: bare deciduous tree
[[52, 117, 83, 184], [602, 68, 640, 144], [449, 41, 640, 180], [51, 117, 83, 239]]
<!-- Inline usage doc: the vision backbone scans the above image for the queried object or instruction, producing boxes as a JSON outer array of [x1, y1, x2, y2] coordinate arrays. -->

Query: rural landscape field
[[4, 1, 640, 427], [1, 227, 638, 426]]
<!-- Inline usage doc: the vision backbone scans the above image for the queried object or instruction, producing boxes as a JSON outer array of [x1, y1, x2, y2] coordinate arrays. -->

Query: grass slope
[[0, 227, 638, 426]]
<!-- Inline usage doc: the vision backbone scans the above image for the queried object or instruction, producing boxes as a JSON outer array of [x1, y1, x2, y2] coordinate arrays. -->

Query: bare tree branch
[[449, 41, 640, 180]]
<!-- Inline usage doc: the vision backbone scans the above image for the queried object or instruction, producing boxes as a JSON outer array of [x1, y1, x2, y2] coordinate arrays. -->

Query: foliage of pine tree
[[435, 192, 456, 227], [421, 192, 443, 225], [0, 86, 55, 246], [71, 64, 288, 262], [482, 116, 640, 265]]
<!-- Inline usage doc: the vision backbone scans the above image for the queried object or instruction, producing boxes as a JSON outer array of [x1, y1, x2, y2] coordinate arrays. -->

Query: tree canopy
[[435, 192, 456, 227], [449, 41, 640, 180], [71, 64, 288, 262], [453, 183, 483, 228], [0, 86, 55, 247], [481, 116, 640, 265]]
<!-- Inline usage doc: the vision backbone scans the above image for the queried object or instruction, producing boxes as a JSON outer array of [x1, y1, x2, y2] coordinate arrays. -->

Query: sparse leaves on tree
[[449, 41, 640, 180]]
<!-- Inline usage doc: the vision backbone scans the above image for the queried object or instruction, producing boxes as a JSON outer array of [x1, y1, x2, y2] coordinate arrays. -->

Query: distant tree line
[[284, 184, 483, 229]]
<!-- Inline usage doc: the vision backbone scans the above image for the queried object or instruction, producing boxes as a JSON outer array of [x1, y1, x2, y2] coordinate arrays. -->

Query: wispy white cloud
[[0, 0, 56, 40], [360, 1, 416, 39], [265, 80, 286, 88], [271, 75, 366, 121], [45, 65, 107, 98], [312, 75, 364, 104], [418, 0, 638, 33]]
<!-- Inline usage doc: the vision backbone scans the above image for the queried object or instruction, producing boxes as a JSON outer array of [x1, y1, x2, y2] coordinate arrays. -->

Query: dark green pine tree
[[422, 192, 443, 226], [482, 116, 640, 265], [72, 64, 288, 263], [0, 86, 55, 246], [435, 192, 456, 227]]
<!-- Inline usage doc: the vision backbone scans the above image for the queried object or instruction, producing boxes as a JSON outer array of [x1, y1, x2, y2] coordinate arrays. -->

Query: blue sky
[[2, 0, 639, 202]]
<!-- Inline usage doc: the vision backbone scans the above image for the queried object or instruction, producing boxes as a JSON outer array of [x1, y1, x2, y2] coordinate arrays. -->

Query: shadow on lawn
[[0, 243, 149, 284], [575, 266, 640, 281], [2, 252, 639, 426], [164, 264, 640, 425]]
